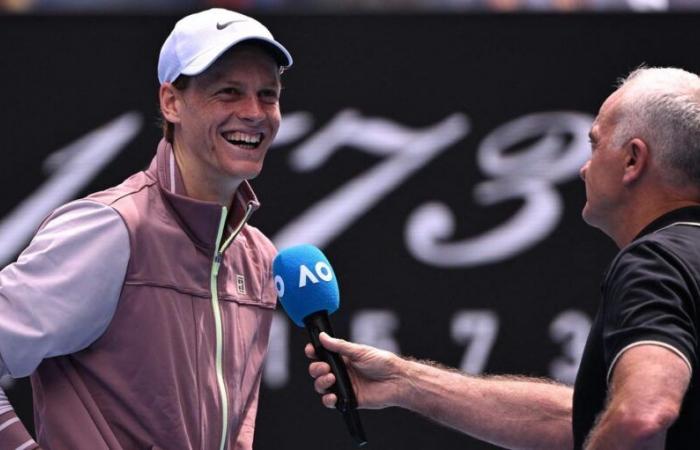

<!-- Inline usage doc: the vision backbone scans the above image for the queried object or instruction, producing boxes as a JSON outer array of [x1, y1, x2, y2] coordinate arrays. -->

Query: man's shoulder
[[85, 170, 157, 207], [648, 221, 700, 246], [617, 221, 700, 257], [605, 222, 700, 291], [629, 221, 700, 265], [242, 223, 277, 260]]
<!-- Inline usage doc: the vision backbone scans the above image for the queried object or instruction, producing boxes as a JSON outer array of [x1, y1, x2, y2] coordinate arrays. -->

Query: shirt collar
[[632, 205, 700, 242]]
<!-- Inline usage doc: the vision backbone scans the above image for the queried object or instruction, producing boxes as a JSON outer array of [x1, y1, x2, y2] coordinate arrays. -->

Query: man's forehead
[[198, 45, 281, 83], [599, 89, 623, 114], [589, 105, 607, 136], [593, 88, 625, 128]]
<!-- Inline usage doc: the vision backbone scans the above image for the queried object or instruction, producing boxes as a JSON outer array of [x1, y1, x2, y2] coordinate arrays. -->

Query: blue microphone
[[273, 244, 368, 447]]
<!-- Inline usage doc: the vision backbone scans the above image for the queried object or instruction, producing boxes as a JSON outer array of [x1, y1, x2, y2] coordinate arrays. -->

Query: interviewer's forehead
[[595, 89, 626, 123]]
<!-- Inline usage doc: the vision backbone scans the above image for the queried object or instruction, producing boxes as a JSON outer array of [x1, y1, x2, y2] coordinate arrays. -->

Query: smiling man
[[0, 9, 291, 449]]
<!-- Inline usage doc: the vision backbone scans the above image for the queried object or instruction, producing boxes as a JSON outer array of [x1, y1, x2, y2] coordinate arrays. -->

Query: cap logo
[[216, 19, 246, 30]]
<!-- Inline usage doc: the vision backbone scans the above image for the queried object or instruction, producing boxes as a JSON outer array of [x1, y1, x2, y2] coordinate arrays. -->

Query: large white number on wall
[[451, 310, 499, 374], [272, 109, 470, 250], [0, 113, 143, 266], [405, 112, 593, 267], [549, 309, 591, 384]]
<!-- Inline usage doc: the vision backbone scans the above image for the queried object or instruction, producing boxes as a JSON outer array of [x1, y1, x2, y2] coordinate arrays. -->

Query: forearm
[[395, 359, 573, 450]]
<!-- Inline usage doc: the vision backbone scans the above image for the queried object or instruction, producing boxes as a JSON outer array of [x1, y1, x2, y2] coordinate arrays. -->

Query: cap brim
[[180, 37, 293, 78]]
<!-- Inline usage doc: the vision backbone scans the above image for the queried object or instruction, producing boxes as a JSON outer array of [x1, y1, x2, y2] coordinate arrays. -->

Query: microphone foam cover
[[273, 244, 340, 327]]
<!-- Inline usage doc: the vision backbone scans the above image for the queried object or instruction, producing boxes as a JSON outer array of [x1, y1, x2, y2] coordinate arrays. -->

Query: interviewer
[[308, 67, 700, 450]]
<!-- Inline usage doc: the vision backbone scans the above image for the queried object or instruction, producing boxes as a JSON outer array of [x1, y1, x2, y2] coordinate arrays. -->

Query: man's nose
[[579, 161, 589, 181], [236, 95, 264, 123]]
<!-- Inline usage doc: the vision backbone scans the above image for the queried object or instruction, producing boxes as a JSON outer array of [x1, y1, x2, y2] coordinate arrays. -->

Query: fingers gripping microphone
[[273, 245, 368, 447]]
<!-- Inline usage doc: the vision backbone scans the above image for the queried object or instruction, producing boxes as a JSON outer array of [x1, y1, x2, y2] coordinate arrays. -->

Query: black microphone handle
[[304, 311, 368, 447]]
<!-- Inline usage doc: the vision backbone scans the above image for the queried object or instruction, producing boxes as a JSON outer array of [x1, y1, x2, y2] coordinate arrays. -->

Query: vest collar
[[147, 139, 261, 250]]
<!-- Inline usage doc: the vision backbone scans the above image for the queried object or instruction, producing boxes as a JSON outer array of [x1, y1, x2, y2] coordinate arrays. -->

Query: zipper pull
[[213, 253, 223, 276]]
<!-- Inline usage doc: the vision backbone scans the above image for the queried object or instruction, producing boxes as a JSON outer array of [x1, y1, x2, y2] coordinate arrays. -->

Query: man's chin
[[224, 163, 264, 182], [581, 205, 601, 229], [243, 172, 261, 181], [581, 207, 612, 238], [241, 165, 263, 180], [581, 204, 592, 224]]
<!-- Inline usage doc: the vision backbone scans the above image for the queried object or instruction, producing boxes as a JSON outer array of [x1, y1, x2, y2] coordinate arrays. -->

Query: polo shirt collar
[[632, 205, 700, 242]]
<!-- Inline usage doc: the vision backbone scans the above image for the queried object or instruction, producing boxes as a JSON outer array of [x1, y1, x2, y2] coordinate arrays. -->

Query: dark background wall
[[1, 13, 698, 449]]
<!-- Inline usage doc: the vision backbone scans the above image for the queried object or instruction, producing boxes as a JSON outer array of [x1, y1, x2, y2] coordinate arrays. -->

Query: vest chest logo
[[236, 274, 247, 295]]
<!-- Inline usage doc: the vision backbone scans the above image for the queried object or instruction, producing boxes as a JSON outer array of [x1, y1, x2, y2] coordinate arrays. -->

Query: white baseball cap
[[158, 8, 293, 84]]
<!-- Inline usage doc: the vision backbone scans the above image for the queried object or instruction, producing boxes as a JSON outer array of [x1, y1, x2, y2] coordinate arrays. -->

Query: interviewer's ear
[[159, 83, 182, 124], [622, 138, 649, 185]]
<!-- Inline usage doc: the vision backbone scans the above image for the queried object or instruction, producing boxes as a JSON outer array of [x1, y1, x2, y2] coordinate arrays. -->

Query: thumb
[[319, 332, 359, 357]]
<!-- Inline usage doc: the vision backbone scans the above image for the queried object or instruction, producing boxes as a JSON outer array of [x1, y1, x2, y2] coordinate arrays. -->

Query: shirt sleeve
[[0, 386, 10, 416], [602, 240, 697, 381], [0, 199, 130, 377]]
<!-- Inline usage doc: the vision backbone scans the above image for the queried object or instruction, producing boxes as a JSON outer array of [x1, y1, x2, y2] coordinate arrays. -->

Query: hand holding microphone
[[273, 245, 368, 447], [306, 332, 406, 411]]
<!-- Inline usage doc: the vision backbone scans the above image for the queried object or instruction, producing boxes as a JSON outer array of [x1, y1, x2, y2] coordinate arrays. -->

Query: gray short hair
[[613, 67, 700, 187]]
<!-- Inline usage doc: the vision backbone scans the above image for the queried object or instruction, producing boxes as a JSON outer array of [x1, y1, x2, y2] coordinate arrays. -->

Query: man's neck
[[611, 199, 700, 248], [172, 141, 241, 207]]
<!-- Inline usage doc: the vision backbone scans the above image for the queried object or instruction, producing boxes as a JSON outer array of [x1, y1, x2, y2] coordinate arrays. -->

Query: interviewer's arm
[[308, 333, 573, 450], [399, 360, 573, 450], [583, 344, 690, 449]]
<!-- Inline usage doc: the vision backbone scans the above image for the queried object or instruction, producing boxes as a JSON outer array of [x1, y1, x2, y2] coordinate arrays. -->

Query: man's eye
[[219, 87, 240, 95], [260, 90, 279, 102]]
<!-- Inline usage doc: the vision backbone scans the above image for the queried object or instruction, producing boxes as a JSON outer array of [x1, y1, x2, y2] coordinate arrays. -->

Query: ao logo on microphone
[[274, 261, 334, 298]]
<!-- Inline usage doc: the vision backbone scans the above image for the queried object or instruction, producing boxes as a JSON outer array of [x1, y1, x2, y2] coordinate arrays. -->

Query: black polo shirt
[[573, 206, 700, 449]]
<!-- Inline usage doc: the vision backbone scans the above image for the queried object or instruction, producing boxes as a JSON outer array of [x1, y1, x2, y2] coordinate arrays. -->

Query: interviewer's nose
[[579, 160, 589, 181]]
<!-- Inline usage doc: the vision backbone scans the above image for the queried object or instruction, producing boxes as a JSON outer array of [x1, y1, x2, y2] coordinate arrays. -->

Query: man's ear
[[159, 83, 182, 124], [622, 138, 649, 185]]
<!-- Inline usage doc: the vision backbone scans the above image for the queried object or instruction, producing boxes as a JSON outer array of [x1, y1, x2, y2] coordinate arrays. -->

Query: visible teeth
[[223, 131, 262, 144]]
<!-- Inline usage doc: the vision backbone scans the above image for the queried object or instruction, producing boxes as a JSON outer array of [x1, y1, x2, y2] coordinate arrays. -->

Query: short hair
[[613, 67, 700, 187]]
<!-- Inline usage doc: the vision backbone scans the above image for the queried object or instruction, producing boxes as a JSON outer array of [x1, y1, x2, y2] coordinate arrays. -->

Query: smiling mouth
[[222, 131, 263, 149]]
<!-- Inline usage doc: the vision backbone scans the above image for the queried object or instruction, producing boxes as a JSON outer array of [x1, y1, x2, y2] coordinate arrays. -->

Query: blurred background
[[1, 1, 699, 450], [1, 0, 699, 13]]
